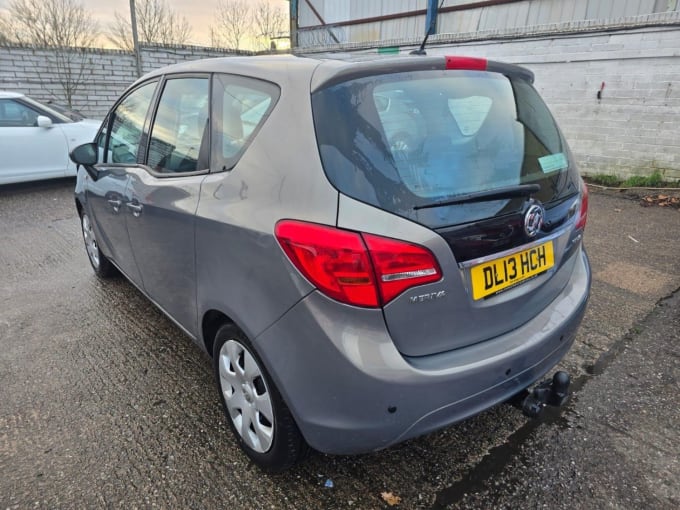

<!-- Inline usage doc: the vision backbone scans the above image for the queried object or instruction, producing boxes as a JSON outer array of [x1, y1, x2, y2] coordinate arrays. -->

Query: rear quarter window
[[211, 74, 280, 172]]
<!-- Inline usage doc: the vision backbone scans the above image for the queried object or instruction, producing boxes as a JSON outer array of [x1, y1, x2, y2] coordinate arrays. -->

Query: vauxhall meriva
[[71, 54, 591, 471]]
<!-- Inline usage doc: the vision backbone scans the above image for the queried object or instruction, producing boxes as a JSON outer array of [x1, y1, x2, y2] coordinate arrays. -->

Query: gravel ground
[[1, 179, 678, 509]]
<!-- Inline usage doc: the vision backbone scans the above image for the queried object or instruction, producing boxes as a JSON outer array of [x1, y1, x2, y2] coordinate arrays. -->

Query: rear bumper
[[254, 247, 591, 455]]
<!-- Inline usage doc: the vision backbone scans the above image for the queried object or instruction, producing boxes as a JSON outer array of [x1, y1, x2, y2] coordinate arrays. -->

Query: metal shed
[[290, 0, 680, 50]]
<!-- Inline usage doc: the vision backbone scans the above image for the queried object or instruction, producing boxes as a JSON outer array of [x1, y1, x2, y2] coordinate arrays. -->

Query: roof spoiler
[[311, 55, 534, 92]]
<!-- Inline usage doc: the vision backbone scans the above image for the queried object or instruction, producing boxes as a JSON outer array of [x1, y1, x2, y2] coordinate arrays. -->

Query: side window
[[147, 77, 210, 174], [212, 74, 280, 171], [0, 99, 40, 127], [107, 81, 157, 164]]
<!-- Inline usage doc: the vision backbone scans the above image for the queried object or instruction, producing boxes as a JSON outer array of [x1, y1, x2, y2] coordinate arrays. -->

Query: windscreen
[[312, 70, 579, 228]]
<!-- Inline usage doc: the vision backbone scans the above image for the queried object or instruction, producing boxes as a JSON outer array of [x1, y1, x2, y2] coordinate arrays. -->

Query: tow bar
[[519, 371, 571, 418]]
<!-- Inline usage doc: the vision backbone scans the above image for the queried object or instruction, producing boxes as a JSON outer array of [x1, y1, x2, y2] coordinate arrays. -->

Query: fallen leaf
[[381, 491, 401, 506]]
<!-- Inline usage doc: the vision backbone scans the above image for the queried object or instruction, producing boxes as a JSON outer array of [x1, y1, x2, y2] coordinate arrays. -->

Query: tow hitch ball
[[521, 371, 571, 418]]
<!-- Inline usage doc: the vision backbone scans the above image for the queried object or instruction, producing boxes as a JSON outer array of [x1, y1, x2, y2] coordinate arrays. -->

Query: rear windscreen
[[312, 70, 579, 228]]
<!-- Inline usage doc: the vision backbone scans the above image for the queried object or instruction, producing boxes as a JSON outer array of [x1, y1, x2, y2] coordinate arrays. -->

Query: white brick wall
[[0, 44, 248, 119]]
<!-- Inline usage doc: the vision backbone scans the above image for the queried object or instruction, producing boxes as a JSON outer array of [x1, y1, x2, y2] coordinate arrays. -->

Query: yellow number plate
[[470, 241, 555, 300]]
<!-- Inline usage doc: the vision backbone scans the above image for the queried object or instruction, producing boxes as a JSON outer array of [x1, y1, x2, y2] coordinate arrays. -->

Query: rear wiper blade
[[414, 184, 540, 210]]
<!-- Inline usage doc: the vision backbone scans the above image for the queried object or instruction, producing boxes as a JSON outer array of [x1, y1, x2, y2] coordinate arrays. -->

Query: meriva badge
[[524, 203, 544, 238]]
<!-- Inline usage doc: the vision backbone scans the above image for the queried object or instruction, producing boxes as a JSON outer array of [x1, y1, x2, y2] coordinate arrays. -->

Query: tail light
[[575, 179, 589, 230], [362, 234, 441, 304], [275, 221, 441, 308], [275, 221, 378, 307]]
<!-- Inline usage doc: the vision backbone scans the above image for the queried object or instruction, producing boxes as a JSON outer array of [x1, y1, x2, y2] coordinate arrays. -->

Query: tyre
[[213, 323, 308, 472], [80, 211, 117, 278]]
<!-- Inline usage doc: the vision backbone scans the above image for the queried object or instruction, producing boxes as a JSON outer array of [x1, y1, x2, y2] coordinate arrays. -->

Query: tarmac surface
[[1, 179, 678, 509]]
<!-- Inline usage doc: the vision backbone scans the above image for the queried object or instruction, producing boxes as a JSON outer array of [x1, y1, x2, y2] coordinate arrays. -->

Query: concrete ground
[[1, 179, 678, 509]]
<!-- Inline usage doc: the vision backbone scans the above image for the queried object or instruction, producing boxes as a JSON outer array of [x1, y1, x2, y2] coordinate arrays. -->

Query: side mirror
[[70, 142, 99, 179], [36, 115, 53, 128], [70, 142, 98, 166]]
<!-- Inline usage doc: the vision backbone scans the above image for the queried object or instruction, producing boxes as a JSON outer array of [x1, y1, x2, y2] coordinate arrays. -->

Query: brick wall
[[0, 43, 248, 119]]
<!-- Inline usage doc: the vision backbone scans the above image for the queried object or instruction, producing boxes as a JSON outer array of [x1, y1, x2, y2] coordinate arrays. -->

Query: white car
[[0, 91, 101, 185]]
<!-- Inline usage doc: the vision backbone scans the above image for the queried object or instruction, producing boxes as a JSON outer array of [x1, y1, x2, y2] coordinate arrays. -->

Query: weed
[[585, 171, 679, 188], [623, 171, 664, 187], [584, 174, 623, 187]]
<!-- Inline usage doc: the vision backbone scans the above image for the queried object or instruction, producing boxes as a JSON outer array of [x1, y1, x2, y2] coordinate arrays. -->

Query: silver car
[[71, 54, 591, 472]]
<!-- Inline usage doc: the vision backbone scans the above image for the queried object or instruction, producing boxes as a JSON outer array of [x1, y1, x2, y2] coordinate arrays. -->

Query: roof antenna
[[411, 0, 444, 55]]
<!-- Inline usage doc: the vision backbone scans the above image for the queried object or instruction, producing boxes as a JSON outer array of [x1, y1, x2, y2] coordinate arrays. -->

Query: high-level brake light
[[445, 56, 488, 71]]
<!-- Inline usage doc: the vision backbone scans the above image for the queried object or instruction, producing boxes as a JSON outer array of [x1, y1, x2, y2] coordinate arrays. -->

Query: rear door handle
[[107, 199, 122, 212], [126, 202, 143, 217]]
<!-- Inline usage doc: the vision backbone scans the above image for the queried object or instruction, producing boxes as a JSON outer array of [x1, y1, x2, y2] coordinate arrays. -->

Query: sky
[[0, 0, 290, 48]]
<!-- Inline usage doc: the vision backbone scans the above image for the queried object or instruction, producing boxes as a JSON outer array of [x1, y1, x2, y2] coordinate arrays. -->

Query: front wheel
[[213, 324, 308, 472], [80, 211, 117, 278]]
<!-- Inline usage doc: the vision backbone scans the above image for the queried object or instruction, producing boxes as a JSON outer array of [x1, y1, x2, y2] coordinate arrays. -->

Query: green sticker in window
[[538, 153, 568, 173]]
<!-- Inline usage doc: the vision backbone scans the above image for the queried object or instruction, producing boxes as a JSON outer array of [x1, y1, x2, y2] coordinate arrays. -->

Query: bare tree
[[1, 0, 100, 107], [2, 0, 99, 47], [210, 0, 252, 50], [0, 13, 12, 44], [252, 0, 287, 50], [108, 0, 192, 51]]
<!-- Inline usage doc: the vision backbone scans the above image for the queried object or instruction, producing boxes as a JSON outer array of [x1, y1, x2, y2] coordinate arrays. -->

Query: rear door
[[125, 75, 210, 334], [313, 60, 586, 357]]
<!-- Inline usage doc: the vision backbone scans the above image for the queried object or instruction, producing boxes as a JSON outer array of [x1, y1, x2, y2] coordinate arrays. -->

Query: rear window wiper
[[414, 184, 540, 210]]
